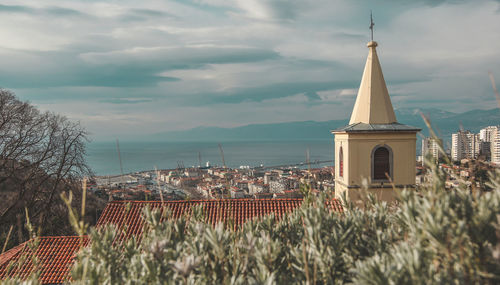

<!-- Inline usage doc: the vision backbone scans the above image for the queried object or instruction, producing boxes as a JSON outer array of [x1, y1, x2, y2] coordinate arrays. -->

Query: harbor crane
[[116, 138, 124, 176], [177, 161, 185, 170], [218, 143, 226, 169], [218, 143, 230, 198], [306, 147, 311, 171]]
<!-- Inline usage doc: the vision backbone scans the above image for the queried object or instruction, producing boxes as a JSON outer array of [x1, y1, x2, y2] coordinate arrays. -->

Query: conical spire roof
[[349, 41, 397, 124]]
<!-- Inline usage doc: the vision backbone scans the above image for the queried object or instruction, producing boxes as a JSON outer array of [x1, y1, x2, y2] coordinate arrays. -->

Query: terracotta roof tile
[[97, 198, 342, 237], [0, 236, 88, 284], [1, 198, 342, 284], [0, 243, 25, 269]]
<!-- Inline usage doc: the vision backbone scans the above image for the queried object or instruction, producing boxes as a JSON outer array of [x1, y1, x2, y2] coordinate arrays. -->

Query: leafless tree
[[0, 89, 97, 245]]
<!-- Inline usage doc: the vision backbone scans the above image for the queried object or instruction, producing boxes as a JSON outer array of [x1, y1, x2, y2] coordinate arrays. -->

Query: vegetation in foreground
[[1, 84, 500, 283], [66, 165, 500, 284]]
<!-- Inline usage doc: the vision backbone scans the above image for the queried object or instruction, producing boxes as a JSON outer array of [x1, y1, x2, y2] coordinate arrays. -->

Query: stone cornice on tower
[[349, 41, 397, 125]]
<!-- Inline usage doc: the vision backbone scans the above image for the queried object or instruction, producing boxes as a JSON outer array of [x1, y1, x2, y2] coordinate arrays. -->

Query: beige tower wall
[[334, 131, 417, 204]]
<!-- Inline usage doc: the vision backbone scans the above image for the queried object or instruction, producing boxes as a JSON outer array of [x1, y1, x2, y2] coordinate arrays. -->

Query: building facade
[[421, 137, 443, 162], [491, 127, 500, 164], [451, 131, 480, 161], [332, 41, 420, 204], [479, 126, 500, 164], [480, 126, 498, 142]]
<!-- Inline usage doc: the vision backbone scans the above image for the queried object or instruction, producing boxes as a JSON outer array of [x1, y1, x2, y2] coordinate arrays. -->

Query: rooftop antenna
[[369, 10, 375, 41], [116, 138, 124, 176]]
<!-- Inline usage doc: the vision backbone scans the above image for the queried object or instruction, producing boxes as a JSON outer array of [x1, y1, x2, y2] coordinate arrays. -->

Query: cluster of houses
[[416, 159, 497, 190], [90, 172, 185, 201], [160, 166, 335, 199], [89, 165, 335, 201]]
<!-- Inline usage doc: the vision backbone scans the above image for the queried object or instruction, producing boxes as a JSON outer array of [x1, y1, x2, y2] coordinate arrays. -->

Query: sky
[[0, 0, 499, 140]]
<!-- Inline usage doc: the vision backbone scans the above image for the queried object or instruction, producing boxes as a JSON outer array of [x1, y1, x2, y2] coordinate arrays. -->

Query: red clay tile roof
[[99, 199, 292, 238], [0, 198, 342, 284], [0, 243, 25, 268], [97, 198, 342, 240], [0, 236, 88, 284]]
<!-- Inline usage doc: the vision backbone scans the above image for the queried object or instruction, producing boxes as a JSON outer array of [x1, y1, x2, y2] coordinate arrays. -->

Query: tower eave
[[332, 122, 421, 134]]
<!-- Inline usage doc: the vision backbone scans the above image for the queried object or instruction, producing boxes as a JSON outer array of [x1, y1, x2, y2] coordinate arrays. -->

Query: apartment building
[[421, 137, 443, 162], [451, 130, 480, 161], [491, 127, 500, 164], [479, 126, 500, 164]]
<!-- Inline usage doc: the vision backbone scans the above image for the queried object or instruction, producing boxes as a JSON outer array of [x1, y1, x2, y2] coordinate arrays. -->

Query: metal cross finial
[[369, 11, 375, 41]]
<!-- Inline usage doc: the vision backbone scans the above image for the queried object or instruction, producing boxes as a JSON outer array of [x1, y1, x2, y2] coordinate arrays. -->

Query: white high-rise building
[[490, 127, 500, 164], [472, 133, 480, 159], [480, 126, 498, 142], [451, 133, 461, 161], [422, 137, 442, 162], [451, 131, 480, 161], [479, 126, 500, 163], [479, 126, 498, 161]]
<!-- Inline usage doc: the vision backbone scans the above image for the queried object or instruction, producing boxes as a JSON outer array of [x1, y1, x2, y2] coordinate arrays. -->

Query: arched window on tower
[[339, 146, 343, 178], [372, 146, 391, 181]]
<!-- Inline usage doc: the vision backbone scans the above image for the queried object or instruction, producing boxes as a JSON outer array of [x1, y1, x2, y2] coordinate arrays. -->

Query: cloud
[[101, 98, 154, 104], [0, 0, 499, 139], [408, 0, 468, 6], [333, 32, 365, 41], [177, 0, 306, 21], [0, 4, 86, 17], [0, 50, 181, 88], [80, 46, 280, 67], [0, 4, 34, 13], [130, 8, 170, 17], [0, 46, 279, 88], [45, 6, 86, 16], [119, 8, 178, 22], [339, 89, 357, 96], [196, 80, 358, 104], [304, 91, 321, 101], [239, 0, 305, 20]]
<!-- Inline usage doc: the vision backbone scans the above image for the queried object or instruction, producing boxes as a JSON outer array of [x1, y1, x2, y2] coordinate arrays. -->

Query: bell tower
[[332, 40, 420, 204]]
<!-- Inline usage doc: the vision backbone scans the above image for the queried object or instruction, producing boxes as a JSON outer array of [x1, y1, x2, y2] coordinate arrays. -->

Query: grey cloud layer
[[0, 46, 279, 88], [0, 0, 498, 138], [0, 3, 86, 16]]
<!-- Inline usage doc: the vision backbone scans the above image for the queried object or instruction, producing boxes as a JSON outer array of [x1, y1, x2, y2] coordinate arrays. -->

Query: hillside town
[[90, 165, 335, 201], [89, 127, 500, 202], [89, 123, 500, 202], [91, 150, 499, 202]]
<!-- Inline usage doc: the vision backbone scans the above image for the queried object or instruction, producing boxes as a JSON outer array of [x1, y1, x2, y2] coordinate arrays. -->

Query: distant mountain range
[[152, 108, 500, 143]]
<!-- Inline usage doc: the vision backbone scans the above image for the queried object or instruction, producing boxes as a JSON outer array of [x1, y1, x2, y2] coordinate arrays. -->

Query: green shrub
[[70, 167, 500, 284]]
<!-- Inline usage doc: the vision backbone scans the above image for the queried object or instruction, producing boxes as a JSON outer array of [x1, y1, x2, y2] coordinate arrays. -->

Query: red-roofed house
[[0, 236, 89, 284], [0, 198, 342, 284]]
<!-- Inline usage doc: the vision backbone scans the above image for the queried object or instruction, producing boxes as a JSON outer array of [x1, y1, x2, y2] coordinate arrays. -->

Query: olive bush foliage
[[71, 168, 500, 284]]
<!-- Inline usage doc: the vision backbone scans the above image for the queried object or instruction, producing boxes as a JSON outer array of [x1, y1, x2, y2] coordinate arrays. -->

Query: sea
[[86, 140, 334, 176]]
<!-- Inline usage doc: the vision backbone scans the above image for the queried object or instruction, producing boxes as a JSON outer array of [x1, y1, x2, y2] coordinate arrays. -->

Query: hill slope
[[152, 108, 500, 142]]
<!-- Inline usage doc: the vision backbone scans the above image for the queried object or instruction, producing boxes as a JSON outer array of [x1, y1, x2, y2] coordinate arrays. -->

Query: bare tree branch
[[0, 89, 98, 247]]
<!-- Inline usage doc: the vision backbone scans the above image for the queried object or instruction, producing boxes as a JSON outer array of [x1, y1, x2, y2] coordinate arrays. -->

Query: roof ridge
[[108, 198, 308, 204], [0, 242, 27, 268], [36, 235, 89, 239]]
